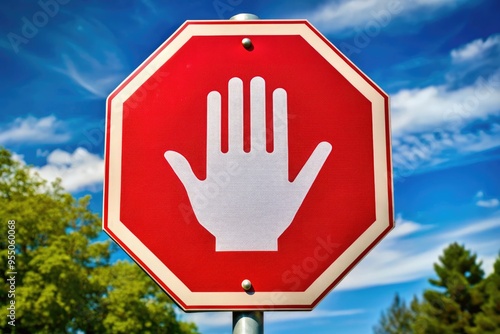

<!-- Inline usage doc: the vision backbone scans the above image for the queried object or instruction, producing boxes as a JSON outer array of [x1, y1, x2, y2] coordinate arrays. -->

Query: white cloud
[[337, 216, 441, 290], [474, 191, 500, 208], [301, 0, 468, 33], [444, 216, 500, 239], [35, 147, 104, 192], [391, 73, 500, 135], [337, 214, 500, 290], [11, 152, 26, 164], [385, 215, 432, 239], [339, 244, 444, 289], [55, 52, 125, 98], [481, 254, 498, 276], [451, 34, 500, 63], [392, 124, 500, 179], [182, 313, 230, 329], [50, 17, 129, 99], [0, 116, 70, 144], [386, 33, 500, 177], [390, 42, 500, 175], [9, 15, 128, 100], [391, 35, 500, 170], [305, 0, 387, 33], [477, 199, 500, 208], [475, 191, 500, 208]]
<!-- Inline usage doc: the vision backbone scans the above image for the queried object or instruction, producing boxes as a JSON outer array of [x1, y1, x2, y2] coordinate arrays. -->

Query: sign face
[[104, 20, 393, 311]]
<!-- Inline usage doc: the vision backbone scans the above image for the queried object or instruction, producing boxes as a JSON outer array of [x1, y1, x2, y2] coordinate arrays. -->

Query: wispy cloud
[[44, 16, 130, 99], [337, 213, 500, 290], [390, 33, 500, 176], [0, 116, 70, 144], [337, 216, 440, 290], [53, 51, 125, 99], [181, 313, 230, 329], [391, 73, 500, 135], [299, 0, 469, 33], [477, 199, 500, 208], [385, 215, 433, 239], [451, 34, 500, 63], [35, 147, 104, 192], [391, 32, 500, 135], [392, 123, 500, 179], [443, 215, 500, 239], [3, 13, 130, 100]]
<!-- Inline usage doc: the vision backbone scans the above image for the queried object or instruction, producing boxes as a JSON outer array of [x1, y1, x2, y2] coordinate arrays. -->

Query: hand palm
[[165, 77, 331, 251]]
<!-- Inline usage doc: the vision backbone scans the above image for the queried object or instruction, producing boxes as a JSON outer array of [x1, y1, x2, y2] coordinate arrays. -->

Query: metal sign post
[[229, 13, 264, 334], [233, 312, 264, 334]]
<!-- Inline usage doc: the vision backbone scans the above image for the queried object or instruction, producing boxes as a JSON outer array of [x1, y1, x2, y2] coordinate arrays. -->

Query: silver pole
[[228, 12, 264, 334], [233, 311, 264, 334]]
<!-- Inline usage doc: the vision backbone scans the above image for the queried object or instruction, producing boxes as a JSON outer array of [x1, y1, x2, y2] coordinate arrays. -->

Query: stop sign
[[104, 20, 393, 311]]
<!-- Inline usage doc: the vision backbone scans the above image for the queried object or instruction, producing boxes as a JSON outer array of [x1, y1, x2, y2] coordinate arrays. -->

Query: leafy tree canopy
[[0, 147, 198, 333]]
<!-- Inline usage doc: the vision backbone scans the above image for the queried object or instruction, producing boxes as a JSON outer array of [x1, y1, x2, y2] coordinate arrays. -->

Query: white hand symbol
[[165, 77, 331, 251]]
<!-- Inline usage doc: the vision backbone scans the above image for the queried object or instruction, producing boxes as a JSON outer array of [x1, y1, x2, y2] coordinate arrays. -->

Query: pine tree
[[373, 243, 500, 333], [373, 294, 415, 334], [412, 243, 484, 333], [467, 254, 500, 333]]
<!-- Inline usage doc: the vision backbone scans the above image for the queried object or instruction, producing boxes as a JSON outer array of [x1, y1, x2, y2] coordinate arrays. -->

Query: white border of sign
[[104, 20, 393, 311]]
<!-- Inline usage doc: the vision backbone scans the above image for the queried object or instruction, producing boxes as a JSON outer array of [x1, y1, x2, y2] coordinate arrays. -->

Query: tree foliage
[[414, 243, 485, 333], [0, 147, 198, 333], [373, 294, 415, 334], [374, 243, 500, 333], [468, 256, 500, 334]]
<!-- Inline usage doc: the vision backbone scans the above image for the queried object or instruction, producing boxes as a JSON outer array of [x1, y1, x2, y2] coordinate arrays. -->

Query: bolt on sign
[[104, 19, 394, 311]]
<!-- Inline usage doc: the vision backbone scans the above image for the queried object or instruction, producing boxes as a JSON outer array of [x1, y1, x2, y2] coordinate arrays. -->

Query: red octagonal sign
[[104, 20, 393, 311]]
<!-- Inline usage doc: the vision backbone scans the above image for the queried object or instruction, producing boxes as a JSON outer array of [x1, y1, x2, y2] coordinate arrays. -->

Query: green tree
[[467, 255, 500, 334], [0, 147, 198, 333], [91, 261, 198, 333], [373, 294, 415, 334], [374, 243, 500, 333], [413, 243, 485, 333]]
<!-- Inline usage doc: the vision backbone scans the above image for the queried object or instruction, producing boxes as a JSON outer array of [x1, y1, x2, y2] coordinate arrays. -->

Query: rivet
[[242, 38, 253, 50], [241, 279, 252, 291]]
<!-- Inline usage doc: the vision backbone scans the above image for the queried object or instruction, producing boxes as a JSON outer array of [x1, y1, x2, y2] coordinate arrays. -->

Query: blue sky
[[1, 0, 499, 333]]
